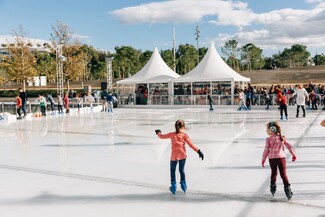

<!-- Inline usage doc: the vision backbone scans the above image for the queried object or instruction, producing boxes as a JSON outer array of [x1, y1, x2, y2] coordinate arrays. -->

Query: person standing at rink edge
[[291, 84, 309, 118], [261, 121, 296, 200], [155, 119, 204, 195], [18, 88, 28, 118]]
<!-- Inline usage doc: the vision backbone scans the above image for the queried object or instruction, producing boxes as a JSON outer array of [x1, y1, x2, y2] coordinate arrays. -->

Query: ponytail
[[278, 131, 284, 142], [175, 119, 185, 134]]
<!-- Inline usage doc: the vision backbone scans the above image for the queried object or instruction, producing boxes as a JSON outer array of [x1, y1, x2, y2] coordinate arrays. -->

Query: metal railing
[[1, 94, 324, 115], [0, 97, 102, 115], [116, 94, 325, 106]]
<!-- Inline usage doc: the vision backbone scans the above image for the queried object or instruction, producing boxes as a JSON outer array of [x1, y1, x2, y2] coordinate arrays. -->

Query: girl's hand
[[197, 149, 204, 160], [292, 156, 297, 162], [261, 160, 265, 168]]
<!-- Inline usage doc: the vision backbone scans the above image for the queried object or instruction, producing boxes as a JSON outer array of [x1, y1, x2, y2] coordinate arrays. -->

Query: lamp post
[[0, 57, 4, 88], [56, 40, 66, 97], [195, 26, 200, 65], [105, 57, 114, 91]]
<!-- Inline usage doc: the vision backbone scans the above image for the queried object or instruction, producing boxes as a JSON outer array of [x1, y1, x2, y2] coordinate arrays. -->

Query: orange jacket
[[158, 132, 199, 160], [16, 97, 22, 107]]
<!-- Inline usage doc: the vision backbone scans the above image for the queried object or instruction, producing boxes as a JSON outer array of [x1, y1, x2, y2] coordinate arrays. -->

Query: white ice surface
[[0, 106, 324, 217]]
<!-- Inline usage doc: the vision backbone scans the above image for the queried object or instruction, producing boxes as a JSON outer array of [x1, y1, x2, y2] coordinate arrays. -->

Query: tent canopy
[[173, 42, 250, 83], [117, 47, 180, 85]]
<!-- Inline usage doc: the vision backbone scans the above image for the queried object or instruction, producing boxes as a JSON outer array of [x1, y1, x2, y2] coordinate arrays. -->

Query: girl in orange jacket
[[156, 119, 204, 194], [16, 94, 22, 119]]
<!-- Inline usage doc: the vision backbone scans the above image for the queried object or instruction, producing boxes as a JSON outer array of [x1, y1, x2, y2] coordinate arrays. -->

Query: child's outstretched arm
[[155, 130, 173, 139], [184, 135, 204, 160]]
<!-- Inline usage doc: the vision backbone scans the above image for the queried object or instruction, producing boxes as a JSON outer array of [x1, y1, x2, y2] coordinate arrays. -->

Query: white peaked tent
[[173, 42, 250, 105], [117, 47, 180, 85], [117, 47, 180, 105]]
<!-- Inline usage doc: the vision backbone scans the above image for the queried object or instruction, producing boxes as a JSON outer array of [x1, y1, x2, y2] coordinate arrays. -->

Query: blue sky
[[1, 0, 325, 57]]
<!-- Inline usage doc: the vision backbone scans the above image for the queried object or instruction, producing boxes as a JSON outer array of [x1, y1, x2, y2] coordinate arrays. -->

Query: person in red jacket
[[63, 92, 69, 113], [16, 94, 22, 119], [278, 93, 288, 120], [155, 119, 204, 195]]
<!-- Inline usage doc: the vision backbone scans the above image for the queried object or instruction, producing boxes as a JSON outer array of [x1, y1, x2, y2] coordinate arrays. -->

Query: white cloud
[[110, 0, 325, 54], [72, 34, 91, 39], [305, 0, 325, 3], [0, 35, 50, 48], [110, 0, 252, 26]]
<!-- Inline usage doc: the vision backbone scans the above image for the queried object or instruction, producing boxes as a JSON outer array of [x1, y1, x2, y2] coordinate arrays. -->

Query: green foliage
[[274, 44, 310, 68], [34, 51, 56, 81], [140, 50, 153, 66], [0, 89, 86, 97], [113, 46, 142, 79], [222, 39, 240, 71], [176, 44, 197, 75], [241, 43, 265, 70], [313, 54, 325, 65], [161, 49, 174, 70]]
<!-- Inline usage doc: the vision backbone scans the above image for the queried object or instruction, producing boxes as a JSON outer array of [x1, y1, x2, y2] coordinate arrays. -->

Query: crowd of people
[[13, 88, 100, 119], [11, 81, 325, 119], [236, 81, 325, 110]]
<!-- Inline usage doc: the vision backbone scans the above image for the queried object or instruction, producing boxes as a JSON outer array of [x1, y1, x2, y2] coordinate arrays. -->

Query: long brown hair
[[175, 119, 185, 134], [267, 121, 284, 141]]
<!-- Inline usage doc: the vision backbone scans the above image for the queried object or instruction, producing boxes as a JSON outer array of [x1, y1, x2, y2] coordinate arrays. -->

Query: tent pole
[[169, 80, 174, 105], [133, 84, 136, 105], [191, 82, 193, 105], [231, 79, 235, 105], [210, 81, 212, 104], [147, 83, 150, 105]]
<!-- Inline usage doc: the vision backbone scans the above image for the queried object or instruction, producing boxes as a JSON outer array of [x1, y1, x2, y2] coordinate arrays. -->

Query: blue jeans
[[170, 159, 186, 182], [22, 100, 27, 116]]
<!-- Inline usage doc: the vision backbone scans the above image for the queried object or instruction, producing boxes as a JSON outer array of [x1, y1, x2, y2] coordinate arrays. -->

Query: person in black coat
[[18, 88, 28, 117]]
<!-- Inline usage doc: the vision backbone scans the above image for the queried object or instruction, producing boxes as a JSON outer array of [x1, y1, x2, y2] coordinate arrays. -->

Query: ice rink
[[0, 106, 324, 217]]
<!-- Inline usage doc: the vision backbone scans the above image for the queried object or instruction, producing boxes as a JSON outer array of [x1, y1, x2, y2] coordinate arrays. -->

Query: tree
[[34, 50, 56, 82], [241, 43, 264, 70], [2, 26, 37, 91], [0, 57, 7, 86], [113, 46, 141, 79], [288, 44, 310, 67], [313, 54, 325, 65], [176, 44, 197, 75], [273, 44, 310, 68], [140, 50, 153, 67], [79, 45, 110, 80], [50, 20, 86, 90], [160, 49, 174, 70], [198, 47, 208, 63], [221, 39, 240, 71]]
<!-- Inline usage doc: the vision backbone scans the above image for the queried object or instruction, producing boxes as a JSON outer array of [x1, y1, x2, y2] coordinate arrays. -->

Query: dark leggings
[[280, 104, 288, 117], [170, 159, 186, 183], [40, 106, 46, 115], [269, 158, 290, 186], [297, 105, 305, 116]]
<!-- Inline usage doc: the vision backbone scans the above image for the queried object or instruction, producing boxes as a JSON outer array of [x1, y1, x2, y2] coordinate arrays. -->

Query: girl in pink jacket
[[156, 119, 204, 195], [261, 121, 297, 200]]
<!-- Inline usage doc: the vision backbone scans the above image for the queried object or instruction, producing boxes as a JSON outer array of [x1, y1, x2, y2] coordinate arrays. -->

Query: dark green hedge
[[0, 89, 84, 97]]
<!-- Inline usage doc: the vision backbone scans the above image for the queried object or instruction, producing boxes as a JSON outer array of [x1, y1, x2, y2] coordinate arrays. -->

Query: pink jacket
[[158, 132, 199, 161], [262, 134, 296, 161]]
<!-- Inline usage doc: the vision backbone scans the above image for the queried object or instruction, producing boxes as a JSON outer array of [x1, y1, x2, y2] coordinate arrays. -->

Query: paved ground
[[0, 106, 324, 217]]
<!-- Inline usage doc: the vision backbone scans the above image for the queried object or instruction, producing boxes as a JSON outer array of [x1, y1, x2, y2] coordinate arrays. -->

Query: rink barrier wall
[[1, 93, 324, 115]]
